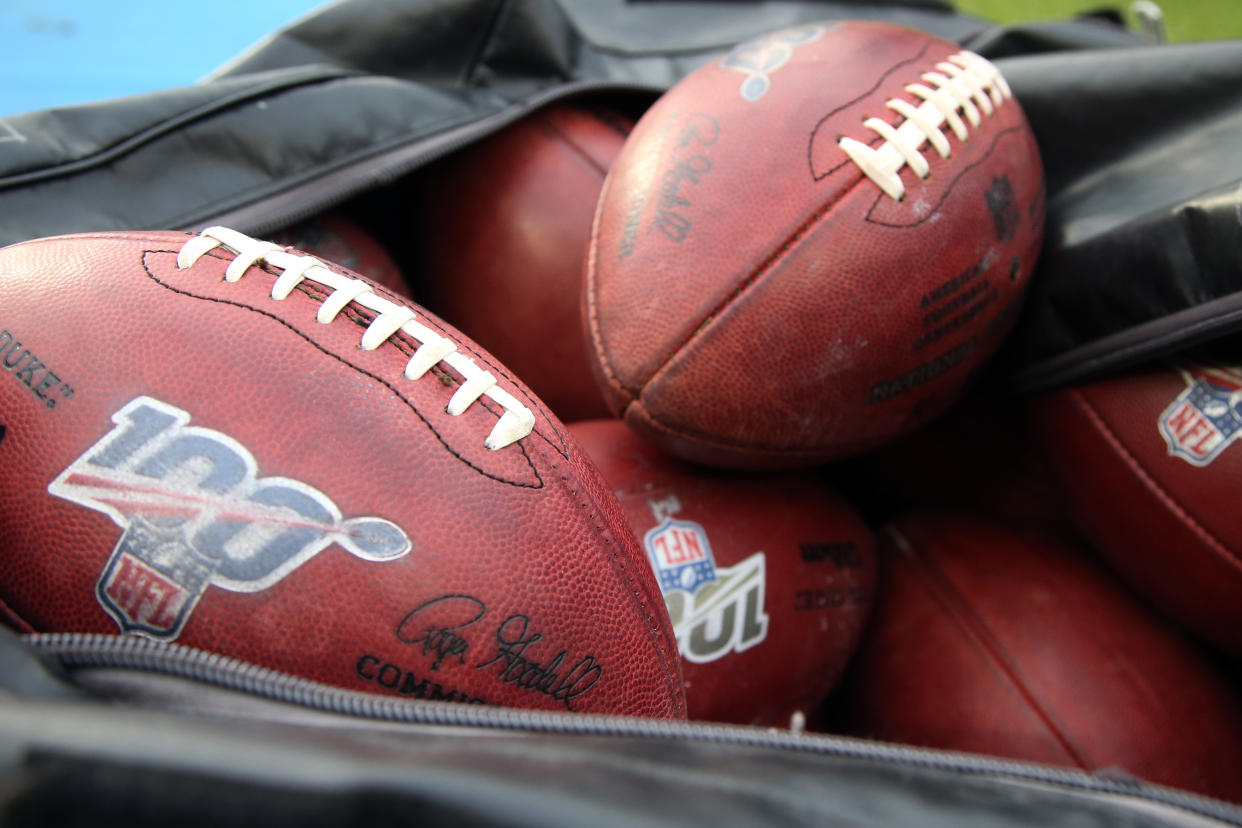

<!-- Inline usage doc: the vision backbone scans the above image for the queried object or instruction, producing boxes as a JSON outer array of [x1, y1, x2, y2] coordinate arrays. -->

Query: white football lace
[[838, 51, 1012, 201], [177, 226, 535, 451]]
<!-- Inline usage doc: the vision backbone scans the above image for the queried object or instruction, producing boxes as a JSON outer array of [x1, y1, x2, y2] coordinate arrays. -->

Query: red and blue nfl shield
[[1159, 367, 1242, 466], [644, 518, 717, 593]]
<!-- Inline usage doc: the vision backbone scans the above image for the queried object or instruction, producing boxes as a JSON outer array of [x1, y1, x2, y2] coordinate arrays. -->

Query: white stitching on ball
[[177, 226, 536, 451], [838, 51, 1012, 201]]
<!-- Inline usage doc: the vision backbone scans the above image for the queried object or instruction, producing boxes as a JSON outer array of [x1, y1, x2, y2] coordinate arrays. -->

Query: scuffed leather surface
[[839, 512, 1242, 803], [1030, 368, 1242, 655], [569, 419, 875, 725], [585, 21, 1043, 466], [0, 231, 684, 717]]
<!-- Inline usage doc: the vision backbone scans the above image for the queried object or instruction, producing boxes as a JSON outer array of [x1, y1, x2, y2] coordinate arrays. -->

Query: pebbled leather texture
[[0, 230, 685, 718], [570, 419, 875, 726], [415, 104, 633, 423], [1030, 367, 1242, 656], [839, 512, 1242, 804], [586, 20, 1044, 468]]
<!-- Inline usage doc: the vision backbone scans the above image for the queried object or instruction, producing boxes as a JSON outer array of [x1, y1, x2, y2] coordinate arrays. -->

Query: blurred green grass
[[952, 0, 1242, 42]]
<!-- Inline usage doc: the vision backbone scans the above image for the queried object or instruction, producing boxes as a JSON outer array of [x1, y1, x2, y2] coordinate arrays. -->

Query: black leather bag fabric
[[1, 629, 1240, 828], [4, 699, 1238, 828], [996, 37, 1242, 391]]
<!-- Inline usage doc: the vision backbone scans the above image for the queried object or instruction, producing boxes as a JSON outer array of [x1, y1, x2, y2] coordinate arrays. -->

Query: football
[[569, 419, 875, 726], [0, 227, 685, 718], [272, 212, 410, 299], [414, 104, 633, 422], [585, 21, 1044, 468], [1030, 364, 1242, 655], [837, 512, 1242, 803]]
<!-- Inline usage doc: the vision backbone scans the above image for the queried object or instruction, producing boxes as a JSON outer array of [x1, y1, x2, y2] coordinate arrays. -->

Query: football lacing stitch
[[838, 51, 1012, 201], [177, 226, 536, 450]]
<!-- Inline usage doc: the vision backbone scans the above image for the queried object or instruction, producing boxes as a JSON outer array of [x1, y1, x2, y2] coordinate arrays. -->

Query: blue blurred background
[[0, 1, 327, 116], [4, 1, 1238, 117]]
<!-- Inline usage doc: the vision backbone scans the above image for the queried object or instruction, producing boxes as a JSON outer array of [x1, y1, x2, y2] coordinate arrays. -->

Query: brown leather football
[[0, 227, 685, 718], [1031, 365, 1242, 656], [569, 419, 875, 726], [586, 21, 1044, 468], [838, 512, 1242, 803], [414, 104, 633, 423]]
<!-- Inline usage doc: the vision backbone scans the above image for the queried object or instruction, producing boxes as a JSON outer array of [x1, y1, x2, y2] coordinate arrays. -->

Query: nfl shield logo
[[95, 519, 210, 637], [644, 518, 717, 593], [1158, 367, 1242, 466], [642, 501, 771, 663]]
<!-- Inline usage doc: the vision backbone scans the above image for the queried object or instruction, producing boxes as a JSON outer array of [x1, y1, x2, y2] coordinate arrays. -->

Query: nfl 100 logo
[[1159, 367, 1242, 466], [643, 494, 769, 664], [720, 23, 828, 102], [48, 396, 410, 639]]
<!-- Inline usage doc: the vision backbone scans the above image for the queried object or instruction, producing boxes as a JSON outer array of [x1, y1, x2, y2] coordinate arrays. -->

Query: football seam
[[0, 595, 35, 633], [565, 468, 688, 717], [1071, 388, 1242, 574], [585, 89, 872, 410], [598, 64, 1018, 420], [141, 248, 547, 490], [626, 398, 875, 459], [662, 117, 1023, 381], [538, 112, 615, 178], [634, 174, 867, 397], [586, 108, 636, 140], [584, 174, 627, 408], [588, 36, 1031, 440], [890, 523, 1093, 770]]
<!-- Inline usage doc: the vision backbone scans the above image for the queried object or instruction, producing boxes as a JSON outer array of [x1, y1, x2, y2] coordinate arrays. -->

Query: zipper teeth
[[28, 632, 674, 733], [23, 633, 1242, 824]]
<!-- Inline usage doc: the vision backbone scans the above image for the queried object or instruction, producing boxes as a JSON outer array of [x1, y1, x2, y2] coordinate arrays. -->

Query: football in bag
[[570, 419, 875, 726], [586, 20, 1044, 467], [0, 228, 684, 718]]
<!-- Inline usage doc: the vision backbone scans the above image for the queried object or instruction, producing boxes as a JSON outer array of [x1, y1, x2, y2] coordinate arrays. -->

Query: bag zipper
[[22, 631, 1242, 825]]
